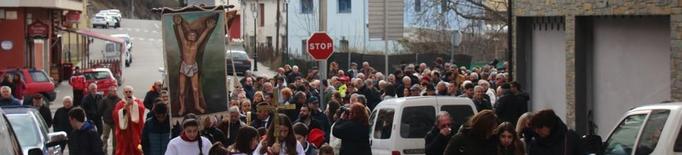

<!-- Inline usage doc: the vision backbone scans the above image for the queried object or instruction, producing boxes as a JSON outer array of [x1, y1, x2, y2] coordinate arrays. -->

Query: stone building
[[512, 0, 682, 136]]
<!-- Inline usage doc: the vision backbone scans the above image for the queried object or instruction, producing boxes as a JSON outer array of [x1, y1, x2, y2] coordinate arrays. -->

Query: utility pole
[[319, 0, 327, 110], [252, 1, 259, 71], [131, 0, 135, 19], [276, 0, 281, 59]]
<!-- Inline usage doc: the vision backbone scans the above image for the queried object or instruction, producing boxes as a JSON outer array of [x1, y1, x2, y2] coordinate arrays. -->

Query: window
[[83, 71, 111, 80], [635, 110, 670, 155], [373, 108, 395, 139], [401, 106, 435, 138], [338, 0, 351, 13], [301, 0, 313, 14], [259, 3, 265, 27], [415, 0, 421, 12], [267, 36, 273, 48], [7, 114, 41, 149], [29, 71, 49, 82], [301, 39, 307, 54], [604, 114, 647, 155], [441, 105, 475, 130]]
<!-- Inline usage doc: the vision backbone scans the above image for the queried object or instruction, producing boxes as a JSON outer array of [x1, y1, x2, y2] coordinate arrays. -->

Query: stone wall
[[512, 0, 682, 128]]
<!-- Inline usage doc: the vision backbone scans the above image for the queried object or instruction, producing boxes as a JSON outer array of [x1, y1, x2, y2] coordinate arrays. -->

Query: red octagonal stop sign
[[307, 32, 334, 61]]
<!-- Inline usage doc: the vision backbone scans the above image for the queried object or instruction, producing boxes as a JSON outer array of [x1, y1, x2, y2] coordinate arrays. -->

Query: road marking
[[154, 23, 160, 29], [143, 30, 149, 33], [130, 37, 135, 40], [134, 28, 140, 32], [138, 38, 145, 41]]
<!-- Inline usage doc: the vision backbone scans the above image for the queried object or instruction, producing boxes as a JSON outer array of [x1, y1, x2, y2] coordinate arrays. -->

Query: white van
[[368, 96, 477, 155]]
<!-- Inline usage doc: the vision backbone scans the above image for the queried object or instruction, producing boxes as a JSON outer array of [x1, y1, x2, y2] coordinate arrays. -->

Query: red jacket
[[69, 76, 86, 90]]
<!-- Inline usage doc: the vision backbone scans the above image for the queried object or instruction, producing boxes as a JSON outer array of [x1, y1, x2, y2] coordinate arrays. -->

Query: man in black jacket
[[30, 95, 52, 127], [81, 83, 103, 135], [98, 86, 120, 154], [218, 106, 245, 146], [425, 111, 454, 155], [143, 80, 162, 111], [494, 83, 525, 125], [527, 109, 583, 155], [68, 107, 105, 155]]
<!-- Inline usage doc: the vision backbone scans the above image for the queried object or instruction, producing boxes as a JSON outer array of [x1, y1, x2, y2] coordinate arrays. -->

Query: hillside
[[89, 0, 181, 20]]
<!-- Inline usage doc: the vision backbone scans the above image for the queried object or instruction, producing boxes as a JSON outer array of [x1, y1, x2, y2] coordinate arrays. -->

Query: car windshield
[[29, 71, 49, 82], [84, 71, 111, 80], [6, 114, 41, 148]]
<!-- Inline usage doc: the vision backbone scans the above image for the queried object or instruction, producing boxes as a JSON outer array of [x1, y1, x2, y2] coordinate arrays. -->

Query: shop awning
[[59, 27, 125, 44]]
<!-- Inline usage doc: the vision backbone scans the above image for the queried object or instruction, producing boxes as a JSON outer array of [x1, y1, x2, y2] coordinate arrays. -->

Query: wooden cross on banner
[[255, 86, 296, 142]]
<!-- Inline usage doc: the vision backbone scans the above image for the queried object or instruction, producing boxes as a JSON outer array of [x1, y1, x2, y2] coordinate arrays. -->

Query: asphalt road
[[50, 18, 274, 155]]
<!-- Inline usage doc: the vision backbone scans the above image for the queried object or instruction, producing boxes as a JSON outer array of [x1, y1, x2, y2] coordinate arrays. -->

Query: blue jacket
[[142, 116, 171, 155], [0, 97, 21, 106], [68, 120, 105, 155]]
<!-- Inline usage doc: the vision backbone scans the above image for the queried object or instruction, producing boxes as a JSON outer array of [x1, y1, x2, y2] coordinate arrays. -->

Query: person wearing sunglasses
[[425, 111, 454, 155]]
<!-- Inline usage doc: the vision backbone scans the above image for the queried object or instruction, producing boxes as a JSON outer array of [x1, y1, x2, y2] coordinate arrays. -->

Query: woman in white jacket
[[254, 114, 305, 155], [165, 114, 212, 155]]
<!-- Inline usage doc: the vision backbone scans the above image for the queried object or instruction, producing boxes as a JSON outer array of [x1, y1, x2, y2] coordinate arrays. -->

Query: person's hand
[[207, 19, 216, 28], [270, 142, 281, 154], [173, 15, 182, 24], [439, 127, 451, 136]]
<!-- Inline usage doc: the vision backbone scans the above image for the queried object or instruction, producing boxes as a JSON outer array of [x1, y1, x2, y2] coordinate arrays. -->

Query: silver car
[[3, 106, 67, 155]]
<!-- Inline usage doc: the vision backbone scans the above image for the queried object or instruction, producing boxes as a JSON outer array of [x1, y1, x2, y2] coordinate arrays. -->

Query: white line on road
[[143, 30, 149, 33], [138, 38, 145, 41], [134, 28, 140, 32], [154, 23, 160, 29]]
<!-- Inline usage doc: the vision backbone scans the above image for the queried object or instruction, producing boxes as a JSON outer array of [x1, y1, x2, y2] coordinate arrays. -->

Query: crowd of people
[[0, 58, 587, 155]]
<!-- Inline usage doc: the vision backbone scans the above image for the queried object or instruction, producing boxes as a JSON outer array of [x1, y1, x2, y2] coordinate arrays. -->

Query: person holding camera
[[332, 102, 371, 155], [113, 86, 146, 155]]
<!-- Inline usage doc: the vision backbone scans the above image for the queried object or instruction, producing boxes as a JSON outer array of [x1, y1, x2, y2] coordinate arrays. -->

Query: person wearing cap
[[347, 62, 358, 78], [165, 114, 212, 155], [113, 86, 145, 155], [141, 102, 171, 155]]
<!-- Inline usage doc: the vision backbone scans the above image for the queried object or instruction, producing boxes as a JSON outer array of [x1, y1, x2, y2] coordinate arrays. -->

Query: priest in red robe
[[113, 86, 145, 155]]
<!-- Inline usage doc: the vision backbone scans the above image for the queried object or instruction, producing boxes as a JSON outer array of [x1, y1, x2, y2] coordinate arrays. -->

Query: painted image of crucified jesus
[[172, 14, 217, 115]]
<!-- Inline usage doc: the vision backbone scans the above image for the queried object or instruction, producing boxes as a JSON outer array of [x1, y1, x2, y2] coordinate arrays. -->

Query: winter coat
[[81, 93, 103, 122], [143, 90, 160, 110], [201, 127, 227, 145], [68, 120, 105, 155], [141, 116, 171, 155], [218, 120, 245, 147], [425, 127, 454, 155], [443, 128, 497, 155], [527, 118, 582, 155], [36, 105, 53, 127], [494, 93, 525, 125], [99, 95, 121, 125], [332, 120, 371, 155], [473, 98, 493, 112], [53, 107, 73, 134], [0, 97, 21, 106]]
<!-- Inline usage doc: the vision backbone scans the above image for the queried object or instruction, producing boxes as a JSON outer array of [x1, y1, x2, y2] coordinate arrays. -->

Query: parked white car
[[110, 34, 133, 67], [97, 9, 121, 28], [329, 96, 477, 155], [590, 102, 682, 155], [91, 15, 114, 29]]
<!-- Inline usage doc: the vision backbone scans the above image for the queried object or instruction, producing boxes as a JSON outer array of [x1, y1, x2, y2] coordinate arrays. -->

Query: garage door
[[593, 16, 671, 137], [531, 18, 568, 122]]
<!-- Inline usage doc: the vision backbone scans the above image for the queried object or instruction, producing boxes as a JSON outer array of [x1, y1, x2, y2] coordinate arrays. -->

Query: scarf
[[117, 97, 140, 130], [180, 132, 199, 142]]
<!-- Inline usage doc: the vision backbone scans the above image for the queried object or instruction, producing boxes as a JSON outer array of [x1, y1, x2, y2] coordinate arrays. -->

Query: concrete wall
[[242, 0, 286, 47]]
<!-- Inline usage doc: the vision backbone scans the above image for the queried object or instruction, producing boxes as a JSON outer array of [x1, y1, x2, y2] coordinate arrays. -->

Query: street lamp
[[251, 2, 259, 71]]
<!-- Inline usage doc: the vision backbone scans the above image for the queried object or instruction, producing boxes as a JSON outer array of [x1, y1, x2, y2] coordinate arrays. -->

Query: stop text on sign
[[308, 42, 332, 50]]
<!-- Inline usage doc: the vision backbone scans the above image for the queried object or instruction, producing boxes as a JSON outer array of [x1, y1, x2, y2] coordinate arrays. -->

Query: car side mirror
[[46, 131, 68, 147], [581, 134, 604, 155]]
